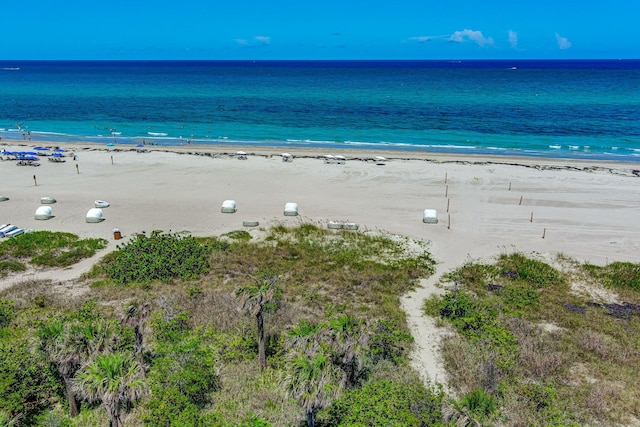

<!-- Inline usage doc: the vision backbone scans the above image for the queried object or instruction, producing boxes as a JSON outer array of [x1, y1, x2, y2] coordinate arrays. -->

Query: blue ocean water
[[1, 59, 639, 161]]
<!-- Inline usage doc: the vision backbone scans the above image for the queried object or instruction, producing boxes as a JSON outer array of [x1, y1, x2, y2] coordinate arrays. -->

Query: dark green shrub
[[322, 379, 444, 426], [102, 231, 214, 284], [0, 341, 59, 422]]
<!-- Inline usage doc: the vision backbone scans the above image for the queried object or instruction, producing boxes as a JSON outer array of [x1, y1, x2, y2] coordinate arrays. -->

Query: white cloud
[[508, 30, 518, 49], [409, 36, 434, 43], [555, 33, 572, 49], [449, 29, 494, 47], [234, 36, 271, 47]]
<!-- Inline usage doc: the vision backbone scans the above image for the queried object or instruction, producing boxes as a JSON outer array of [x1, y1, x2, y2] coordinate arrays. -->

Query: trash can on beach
[[113, 228, 122, 240]]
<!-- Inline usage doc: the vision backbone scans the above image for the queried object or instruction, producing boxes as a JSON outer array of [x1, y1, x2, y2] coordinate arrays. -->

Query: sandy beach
[[3, 141, 639, 265], [2, 140, 640, 387]]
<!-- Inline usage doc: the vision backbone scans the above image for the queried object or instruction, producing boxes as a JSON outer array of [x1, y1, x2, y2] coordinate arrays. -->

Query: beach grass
[[424, 252, 640, 426], [0, 231, 107, 274]]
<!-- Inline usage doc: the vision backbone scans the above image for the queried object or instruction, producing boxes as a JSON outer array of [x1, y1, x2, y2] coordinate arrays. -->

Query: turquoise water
[[1, 60, 639, 161]]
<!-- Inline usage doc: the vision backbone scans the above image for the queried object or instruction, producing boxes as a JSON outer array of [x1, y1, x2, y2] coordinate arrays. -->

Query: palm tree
[[328, 314, 370, 388], [37, 318, 114, 417], [34, 319, 94, 417], [121, 300, 151, 362], [284, 352, 344, 427], [236, 270, 279, 370], [74, 352, 147, 427]]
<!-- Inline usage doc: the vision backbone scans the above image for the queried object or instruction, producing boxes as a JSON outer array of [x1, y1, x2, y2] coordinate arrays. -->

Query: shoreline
[[4, 139, 640, 173]]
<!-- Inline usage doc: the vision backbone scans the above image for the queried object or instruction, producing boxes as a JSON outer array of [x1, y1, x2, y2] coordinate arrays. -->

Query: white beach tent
[[35, 206, 54, 220], [281, 153, 293, 162], [86, 208, 105, 223], [423, 209, 438, 224], [284, 202, 299, 216], [221, 200, 237, 213], [40, 196, 56, 204]]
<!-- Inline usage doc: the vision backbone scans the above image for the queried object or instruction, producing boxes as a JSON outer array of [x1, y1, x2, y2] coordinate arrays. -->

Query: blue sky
[[2, 0, 638, 60]]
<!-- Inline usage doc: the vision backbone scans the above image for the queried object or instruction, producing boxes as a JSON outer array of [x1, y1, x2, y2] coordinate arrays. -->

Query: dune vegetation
[[0, 225, 638, 426], [0, 224, 442, 426]]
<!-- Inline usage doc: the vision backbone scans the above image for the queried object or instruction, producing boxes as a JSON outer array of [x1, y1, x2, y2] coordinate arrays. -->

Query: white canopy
[[284, 202, 299, 216], [221, 199, 237, 213], [40, 196, 56, 204], [86, 208, 105, 223], [423, 209, 438, 224], [35, 206, 53, 220]]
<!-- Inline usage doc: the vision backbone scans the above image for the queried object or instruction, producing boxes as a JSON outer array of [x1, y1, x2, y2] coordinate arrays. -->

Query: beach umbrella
[[34, 147, 50, 151], [51, 152, 64, 157], [54, 148, 65, 152]]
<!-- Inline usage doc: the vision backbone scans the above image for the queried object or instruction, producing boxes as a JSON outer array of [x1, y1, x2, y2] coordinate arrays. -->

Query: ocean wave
[[148, 132, 168, 137], [31, 131, 73, 137]]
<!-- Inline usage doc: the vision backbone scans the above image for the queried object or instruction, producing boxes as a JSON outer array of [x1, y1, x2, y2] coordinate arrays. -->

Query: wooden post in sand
[[519, 196, 523, 205], [530, 212, 534, 222], [508, 182, 512, 191], [111, 155, 113, 165], [76, 163, 79, 174], [445, 184, 449, 197], [448, 213, 451, 229], [542, 228, 546, 239], [33, 175, 37, 186], [447, 198, 450, 213], [445, 172, 448, 184]]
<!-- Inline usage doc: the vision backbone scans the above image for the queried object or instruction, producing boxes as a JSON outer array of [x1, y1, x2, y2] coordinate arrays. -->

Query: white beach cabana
[[35, 206, 54, 220], [236, 151, 248, 160], [422, 209, 438, 224], [221, 200, 237, 213], [284, 202, 299, 216], [40, 196, 56, 204], [281, 153, 293, 162], [86, 208, 105, 223], [327, 221, 344, 230]]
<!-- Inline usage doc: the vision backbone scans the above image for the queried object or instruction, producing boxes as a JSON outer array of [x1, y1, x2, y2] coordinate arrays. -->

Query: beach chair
[[0, 225, 18, 237], [5, 228, 25, 238]]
